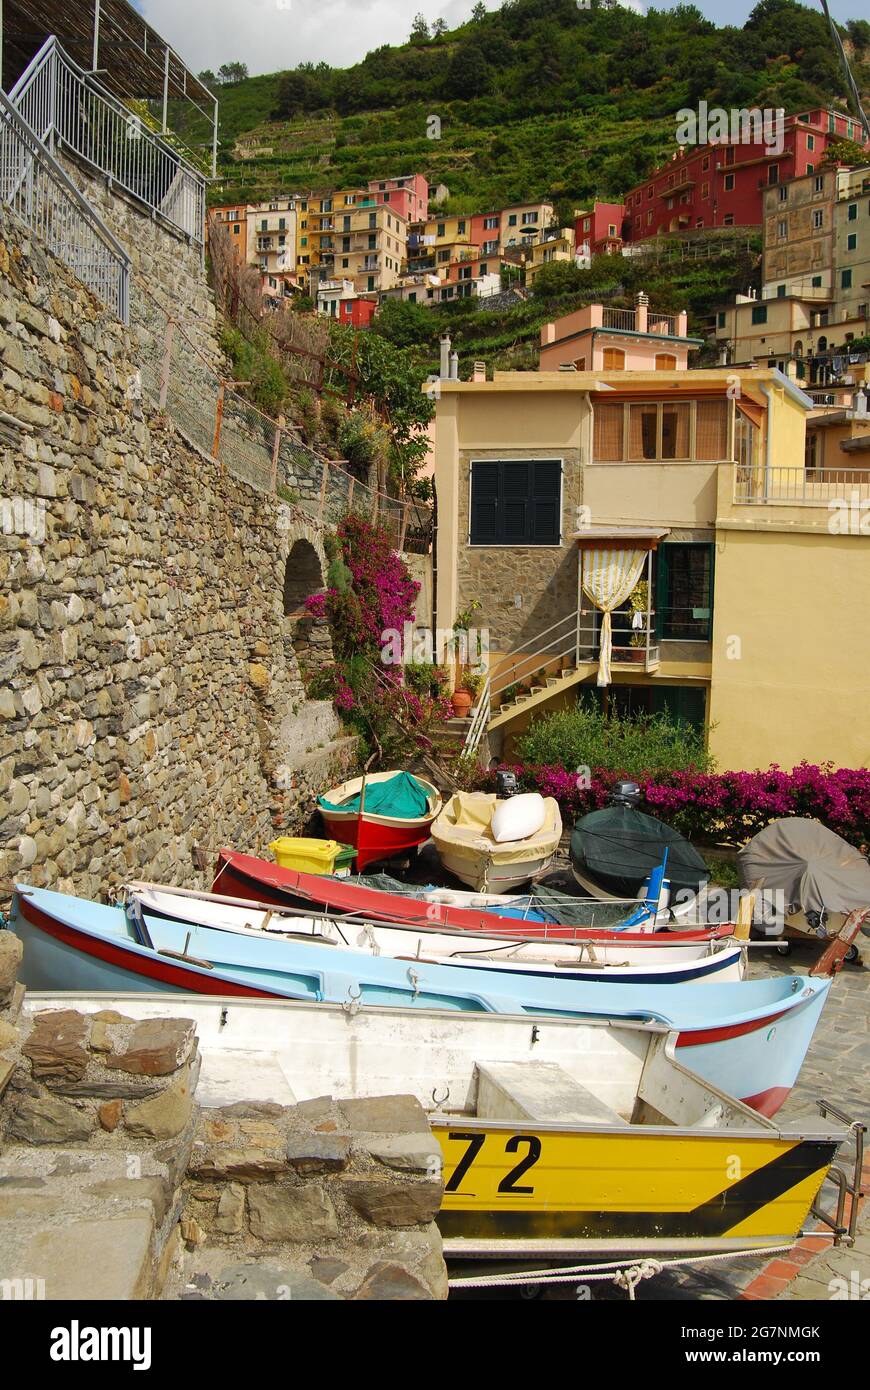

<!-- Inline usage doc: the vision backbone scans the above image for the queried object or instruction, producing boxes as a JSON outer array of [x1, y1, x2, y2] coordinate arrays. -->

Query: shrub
[[515, 707, 711, 779]]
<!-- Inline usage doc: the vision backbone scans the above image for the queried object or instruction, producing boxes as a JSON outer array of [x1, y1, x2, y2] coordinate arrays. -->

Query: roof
[[435, 366, 813, 409], [2, 0, 216, 112]]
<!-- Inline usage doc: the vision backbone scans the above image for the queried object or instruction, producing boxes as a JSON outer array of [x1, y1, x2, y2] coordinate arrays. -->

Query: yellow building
[[311, 189, 407, 295], [432, 366, 870, 771], [525, 228, 577, 287]]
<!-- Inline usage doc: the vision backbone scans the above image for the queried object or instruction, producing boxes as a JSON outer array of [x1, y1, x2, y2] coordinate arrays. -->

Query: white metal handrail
[[9, 37, 205, 245], [462, 676, 491, 759], [735, 464, 870, 505], [0, 87, 130, 323], [489, 612, 579, 699]]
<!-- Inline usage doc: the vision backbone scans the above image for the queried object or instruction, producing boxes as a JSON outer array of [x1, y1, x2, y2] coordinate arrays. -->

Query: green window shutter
[[501, 461, 531, 542], [531, 460, 561, 543], [655, 546, 668, 642], [470, 463, 499, 543]]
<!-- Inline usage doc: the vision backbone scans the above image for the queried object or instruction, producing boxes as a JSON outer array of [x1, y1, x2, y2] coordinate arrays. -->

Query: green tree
[[471, 2, 487, 20], [372, 299, 438, 349], [410, 13, 431, 43], [445, 42, 492, 98], [432, 18, 449, 36], [217, 61, 249, 85]]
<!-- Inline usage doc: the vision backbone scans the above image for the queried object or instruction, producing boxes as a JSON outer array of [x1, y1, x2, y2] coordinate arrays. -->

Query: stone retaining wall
[[0, 203, 356, 907], [0, 950, 449, 1301]]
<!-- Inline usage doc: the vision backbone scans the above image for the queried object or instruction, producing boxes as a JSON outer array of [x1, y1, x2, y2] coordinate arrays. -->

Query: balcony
[[734, 463, 870, 505], [577, 611, 660, 673]]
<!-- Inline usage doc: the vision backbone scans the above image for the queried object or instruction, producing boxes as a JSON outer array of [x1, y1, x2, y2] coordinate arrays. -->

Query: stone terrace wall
[[0, 205, 356, 905]]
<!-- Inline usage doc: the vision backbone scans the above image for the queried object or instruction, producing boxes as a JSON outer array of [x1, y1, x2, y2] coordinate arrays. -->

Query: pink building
[[367, 174, 429, 225], [471, 210, 502, 257], [574, 201, 626, 256], [539, 296, 700, 371]]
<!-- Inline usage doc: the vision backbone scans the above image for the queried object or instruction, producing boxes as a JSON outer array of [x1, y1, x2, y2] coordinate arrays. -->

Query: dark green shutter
[[531, 460, 561, 543], [502, 461, 531, 542], [470, 463, 499, 544]]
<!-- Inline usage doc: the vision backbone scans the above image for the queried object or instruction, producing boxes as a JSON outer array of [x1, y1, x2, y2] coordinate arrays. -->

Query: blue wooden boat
[[9, 883, 832, 1116]]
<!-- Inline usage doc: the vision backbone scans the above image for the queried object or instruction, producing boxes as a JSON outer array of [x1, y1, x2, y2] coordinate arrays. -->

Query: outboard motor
[[609, 781, 641, 810], [495, 770, 519, 800]]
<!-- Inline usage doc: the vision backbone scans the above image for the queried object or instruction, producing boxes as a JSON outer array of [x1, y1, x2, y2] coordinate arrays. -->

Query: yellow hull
[[435, 1121, 836, 1255]]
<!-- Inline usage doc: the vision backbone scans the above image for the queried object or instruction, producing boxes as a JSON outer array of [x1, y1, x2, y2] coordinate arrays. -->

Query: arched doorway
[[282, 535, 333, 674]]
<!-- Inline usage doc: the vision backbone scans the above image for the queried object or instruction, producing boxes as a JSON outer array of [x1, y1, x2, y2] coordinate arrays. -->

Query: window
[[814, 175, 824, 193], [768, 164, 779, 185], [602, 347, 625, 370], [694, 400, 728, 459], [724, 174, 735, 192], [628, 405, 658, 459], [813, 210, 823, 229], [812, 275, 822, 287], [807, 136, 815, 152], [508, 214, 517, 226], [842, 269, 852, 289], [778, 220, 787, 239], [656, 544, 713, 641], [717, 311, 726, 328], [469, 460, 562, 546], [778, 186, 787, 202], [723, 215, 734, 226], [777, 284, 786, 298], [661, 403, 690, 458], [593, 402, 624, 459], [848, 203, 858, 221], [655, 353, 677, 371], [751, 305, 768, 324], [232, 224, 240, 235], [608, 224, 617, 237], [848, 233, 857, 251], [702, 181, 710, 199], [702, 156, 710, 171], [458, 220, 466, 234]]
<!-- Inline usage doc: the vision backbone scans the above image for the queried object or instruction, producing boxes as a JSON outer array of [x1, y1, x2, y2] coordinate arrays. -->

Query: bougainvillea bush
[[306, 513, 420, 661], [303, 514, 453, 761], [469, 762, 870, 849]]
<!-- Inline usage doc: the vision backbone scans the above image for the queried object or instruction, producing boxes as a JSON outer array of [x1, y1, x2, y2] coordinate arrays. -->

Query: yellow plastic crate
[[268, 837, 351, 875]]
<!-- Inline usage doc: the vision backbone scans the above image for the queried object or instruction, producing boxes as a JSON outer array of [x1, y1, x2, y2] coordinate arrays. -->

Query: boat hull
[[22, 991, 845, 1260], [11, 886, 830, 1116], [318, 772, 442, 871], [212, 850, 733, 946]]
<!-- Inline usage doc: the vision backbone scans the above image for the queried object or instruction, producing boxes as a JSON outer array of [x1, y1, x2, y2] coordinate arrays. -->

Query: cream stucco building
[[432, 367, 870, 771]]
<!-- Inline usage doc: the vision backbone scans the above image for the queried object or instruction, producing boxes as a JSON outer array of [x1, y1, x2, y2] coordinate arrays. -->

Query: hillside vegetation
[[203, 0, 870, 214]]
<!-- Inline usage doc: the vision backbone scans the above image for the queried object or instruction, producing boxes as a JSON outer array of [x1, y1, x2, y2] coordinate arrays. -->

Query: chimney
[[635, 290, 648, 333], [440, 334, 451, 379], [541, 322, 556, 345], [472, 361, 486, 383], [450, 350, 460, 381]]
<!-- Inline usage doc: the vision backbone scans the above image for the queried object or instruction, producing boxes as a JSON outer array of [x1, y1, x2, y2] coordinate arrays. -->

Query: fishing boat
[[431, 791, 563, 893], [211, 849, 733, 944], [570, 781, 710, 906], [125, 883, 747, 984], [10, 884, 831, 1114], [22, 989, 849, 1262], [317, 770, 442, 871]]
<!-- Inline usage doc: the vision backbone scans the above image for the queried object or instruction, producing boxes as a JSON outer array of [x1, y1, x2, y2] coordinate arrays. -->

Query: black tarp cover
[[737, 818, 870, 916], [570, 806, 710, 898]]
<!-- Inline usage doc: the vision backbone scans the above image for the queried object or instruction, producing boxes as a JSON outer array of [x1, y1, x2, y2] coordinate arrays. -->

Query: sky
[[135, 0, 864, 78]]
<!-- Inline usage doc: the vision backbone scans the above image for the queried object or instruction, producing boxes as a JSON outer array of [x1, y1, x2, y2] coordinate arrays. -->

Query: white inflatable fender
[[490, 793, 547, 844]]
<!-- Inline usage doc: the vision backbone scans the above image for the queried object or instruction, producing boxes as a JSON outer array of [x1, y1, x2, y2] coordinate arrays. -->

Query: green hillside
[[202, 0, 870, 214]]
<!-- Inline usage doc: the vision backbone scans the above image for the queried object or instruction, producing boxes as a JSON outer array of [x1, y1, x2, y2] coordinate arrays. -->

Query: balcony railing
[[0, 87, 129, 322], [602, 306, 677, 336], [9, 37, 206, 245], [735, 464, 870, 505]]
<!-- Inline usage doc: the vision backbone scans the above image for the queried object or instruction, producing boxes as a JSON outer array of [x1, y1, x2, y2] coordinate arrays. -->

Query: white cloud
[[139, 0, 500, 76]]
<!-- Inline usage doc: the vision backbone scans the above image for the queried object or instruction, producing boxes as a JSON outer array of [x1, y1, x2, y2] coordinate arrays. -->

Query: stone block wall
[[0, 950, 449, 1301], [178, 1093, 447, 1300], [0, 203, 356, 907], [455, 448, 583, 654]]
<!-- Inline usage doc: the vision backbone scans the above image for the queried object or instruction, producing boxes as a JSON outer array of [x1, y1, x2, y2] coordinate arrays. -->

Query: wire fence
[[136, 277, 433, 552]]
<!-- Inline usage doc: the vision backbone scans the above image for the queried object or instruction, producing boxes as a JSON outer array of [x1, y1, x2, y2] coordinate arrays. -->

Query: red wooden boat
[[317, 770, 442, 872], [212, 849, 735, 945]]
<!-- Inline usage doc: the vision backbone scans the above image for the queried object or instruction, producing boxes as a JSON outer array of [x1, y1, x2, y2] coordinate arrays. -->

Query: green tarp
[[319, 771, 431, 819]]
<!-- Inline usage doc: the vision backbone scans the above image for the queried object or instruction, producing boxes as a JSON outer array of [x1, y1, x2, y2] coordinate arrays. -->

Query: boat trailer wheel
[[775, 941, 792, 957]]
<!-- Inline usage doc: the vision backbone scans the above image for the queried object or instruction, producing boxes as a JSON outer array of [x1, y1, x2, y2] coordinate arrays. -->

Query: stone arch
[[280, 523, 334, 675]]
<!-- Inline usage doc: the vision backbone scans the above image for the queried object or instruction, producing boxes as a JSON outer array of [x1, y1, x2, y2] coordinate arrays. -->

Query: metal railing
[[0, 87, 130, 322], [9, 37, 205, 245], [735, 463, 870, 505], [602, 306, 678, 336]]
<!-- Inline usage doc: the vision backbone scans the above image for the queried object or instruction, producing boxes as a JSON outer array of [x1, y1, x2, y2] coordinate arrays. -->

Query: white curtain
[[581, 548, 647, 687]]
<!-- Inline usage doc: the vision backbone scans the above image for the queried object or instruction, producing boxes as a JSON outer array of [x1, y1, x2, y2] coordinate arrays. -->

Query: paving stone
[[14, 1215, 155, 1299], [340, 1176, 443, 1228], [8, 1094, 94, 1144], [124, 1067, 194, 1139], [88, 1176, 173, 1226], [308, 1255, 349, 1285], [285, 1132, 351, 1174], [351, 1260, 434, 1301], [338, 1094, 431, 1135], [213, 1263, 343, 1301], [188, 1146, 285, 1183], [106, 1018, 196, 1076], [247, 1182, 339, 1242], [22, 1009, 89, 1084]]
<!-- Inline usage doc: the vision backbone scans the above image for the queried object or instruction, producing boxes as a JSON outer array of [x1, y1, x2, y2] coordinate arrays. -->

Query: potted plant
[[451, 601, 482, 713], [626, 580, 650, 664]]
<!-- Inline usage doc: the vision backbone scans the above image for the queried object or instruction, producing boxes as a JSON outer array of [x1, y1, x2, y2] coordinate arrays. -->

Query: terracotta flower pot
[[451, 689, 473, 717]]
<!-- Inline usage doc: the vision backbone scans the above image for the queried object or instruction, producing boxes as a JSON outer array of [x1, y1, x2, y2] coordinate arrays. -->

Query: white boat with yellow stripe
[[24, 991, 851, 1264]]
